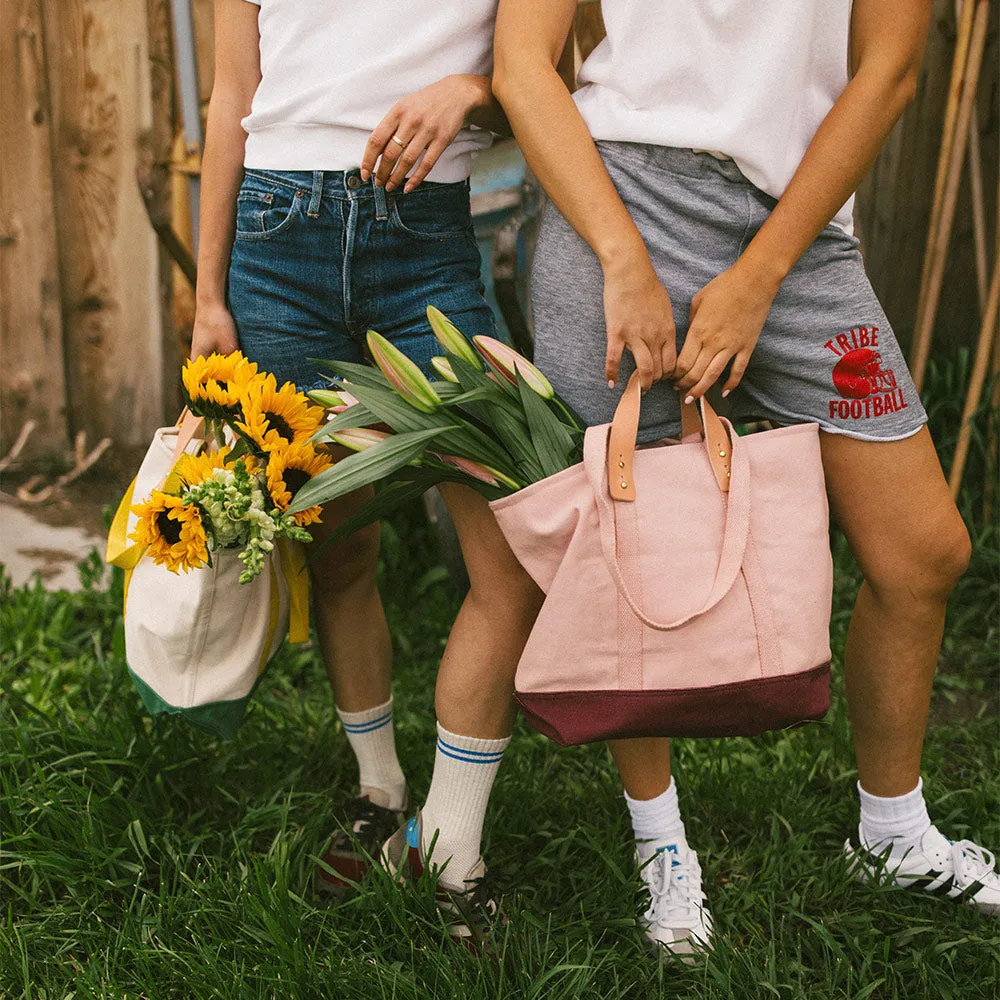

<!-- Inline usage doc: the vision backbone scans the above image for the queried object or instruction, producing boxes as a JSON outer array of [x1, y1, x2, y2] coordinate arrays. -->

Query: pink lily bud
[[427, 306, 482, 370], [433, 453, 521, 490], [330, 428, 392, 452], [367, 331, 442, 413], [472, 336, 555, 399], [431, 357, 460, 384]]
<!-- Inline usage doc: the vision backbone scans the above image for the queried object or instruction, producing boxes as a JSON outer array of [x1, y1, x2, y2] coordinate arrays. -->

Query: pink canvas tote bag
[[490, 372, 833, 746]]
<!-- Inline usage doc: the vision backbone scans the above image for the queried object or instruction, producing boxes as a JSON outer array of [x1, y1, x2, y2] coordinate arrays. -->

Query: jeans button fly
[[346, 175, 362, 191]]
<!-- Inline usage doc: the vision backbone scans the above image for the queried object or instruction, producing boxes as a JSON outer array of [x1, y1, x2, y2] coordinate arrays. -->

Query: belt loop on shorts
[[307, 171, 323, 217], [372, 180, 388, 221]]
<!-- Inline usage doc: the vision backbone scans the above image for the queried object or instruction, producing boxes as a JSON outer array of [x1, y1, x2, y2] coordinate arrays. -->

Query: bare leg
[[307, 483, 392, 713], [433, 483, 545, 737], [609, 738, 672, 800], [821, 427, 970, 796]]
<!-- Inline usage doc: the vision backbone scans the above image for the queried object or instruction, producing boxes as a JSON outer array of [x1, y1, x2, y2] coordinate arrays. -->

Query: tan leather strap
[[606, 375, 641, 501], [607, 373, 733, 500], [156, 410, 205, 489]]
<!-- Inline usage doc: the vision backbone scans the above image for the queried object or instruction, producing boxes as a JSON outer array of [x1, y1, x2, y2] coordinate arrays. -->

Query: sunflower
[[266, 441, 334, 525], [182, 351, 261, 420], [237, 374, 325, 452], [130, 491, 210, 573]]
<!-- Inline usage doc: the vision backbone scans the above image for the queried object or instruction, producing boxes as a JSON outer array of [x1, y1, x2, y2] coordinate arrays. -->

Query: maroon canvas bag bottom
[[515, 662, 831, 746]]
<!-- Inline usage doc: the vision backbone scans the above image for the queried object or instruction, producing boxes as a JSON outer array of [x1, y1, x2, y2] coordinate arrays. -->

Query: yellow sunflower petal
[[238, 379, 325, 453], [265, 441, 334, 525], [130, 491, 210, 573]]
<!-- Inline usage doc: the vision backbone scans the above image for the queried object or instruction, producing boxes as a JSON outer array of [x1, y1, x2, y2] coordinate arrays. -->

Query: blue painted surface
[[468, 140, 532, 343]]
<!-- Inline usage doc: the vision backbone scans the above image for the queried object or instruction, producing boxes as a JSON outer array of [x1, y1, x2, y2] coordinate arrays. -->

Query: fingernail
[[404, 184, 413, 193], [386, 182, 396, 192], [684, 395, 693, 405], [360, 169, 370, 181], [722, 389, 730, 398], [608, 380, 616, 389]]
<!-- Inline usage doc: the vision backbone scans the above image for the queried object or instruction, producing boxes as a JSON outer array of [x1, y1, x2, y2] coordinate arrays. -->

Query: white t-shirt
[[574, 0, 856, 231], [241, 0, 497, 181]]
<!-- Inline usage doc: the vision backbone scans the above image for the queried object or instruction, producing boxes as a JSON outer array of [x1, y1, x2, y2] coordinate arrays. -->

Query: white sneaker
[[845, 825, 1000, 916], [637, 843, 713, 958]]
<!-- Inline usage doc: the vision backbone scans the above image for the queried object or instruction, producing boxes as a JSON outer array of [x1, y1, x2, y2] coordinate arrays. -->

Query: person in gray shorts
[[533, 143, 925, 445], [491, 0, 999, 955]]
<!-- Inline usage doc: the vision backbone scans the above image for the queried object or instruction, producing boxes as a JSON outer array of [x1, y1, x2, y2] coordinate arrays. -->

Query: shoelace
[[457, 869, 505, 920], [645, 852, 704, 923], [342, 797, 400, 842], [950, 840, 998, 885]]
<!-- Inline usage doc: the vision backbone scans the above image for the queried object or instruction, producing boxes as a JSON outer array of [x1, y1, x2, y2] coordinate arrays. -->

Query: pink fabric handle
[[583, 410, 751, 632]]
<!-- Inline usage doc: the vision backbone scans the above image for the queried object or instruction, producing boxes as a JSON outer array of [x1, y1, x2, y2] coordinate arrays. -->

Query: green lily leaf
[[310, 402, 380, 442], [288, 427, 449, 512], [310, 359, 392, 390], [345, 379, 521, 481], [517, 369, 580, 478]]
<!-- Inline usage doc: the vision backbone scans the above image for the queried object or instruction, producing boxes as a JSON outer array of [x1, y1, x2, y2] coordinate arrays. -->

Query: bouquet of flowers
[[129, 353, 333, 582], [287, 306, 585, 536]]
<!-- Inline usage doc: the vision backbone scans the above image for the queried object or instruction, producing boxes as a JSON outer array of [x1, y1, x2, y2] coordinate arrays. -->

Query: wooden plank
[[0, 0, 68, 455], [145, 0, 183, 410], [42, 0, 165, 446]]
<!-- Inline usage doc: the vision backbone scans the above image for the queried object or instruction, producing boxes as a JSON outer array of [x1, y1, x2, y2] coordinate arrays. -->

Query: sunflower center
[[264, 410, 295, 441], [215, 379, 228, 392], [156, 510, 182, 546], [282, 468, 311, 497]]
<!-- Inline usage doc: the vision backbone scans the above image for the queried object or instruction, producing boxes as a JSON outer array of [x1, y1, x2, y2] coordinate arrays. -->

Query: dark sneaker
[[844, 825, 1000, 915], [381, 810, 507, 951], [315, 791, 409, 898]]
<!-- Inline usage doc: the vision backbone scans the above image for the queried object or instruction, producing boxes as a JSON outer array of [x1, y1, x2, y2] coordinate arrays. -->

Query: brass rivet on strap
[[726, 471, 731, 478], [719, 449, 726, 457], [618, 460, 625, 468], [620, 481, 628, 489]]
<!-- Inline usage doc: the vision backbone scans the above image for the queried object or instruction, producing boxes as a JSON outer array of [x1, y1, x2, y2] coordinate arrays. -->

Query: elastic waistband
[[596, 141, 751, 185]]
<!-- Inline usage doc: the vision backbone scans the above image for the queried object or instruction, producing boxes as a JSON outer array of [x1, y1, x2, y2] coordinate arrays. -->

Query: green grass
[[2, 354, 998, 999]]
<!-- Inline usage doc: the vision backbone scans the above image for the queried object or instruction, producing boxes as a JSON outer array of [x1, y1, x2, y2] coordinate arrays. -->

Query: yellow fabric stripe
[[278, 539, 311, 644]]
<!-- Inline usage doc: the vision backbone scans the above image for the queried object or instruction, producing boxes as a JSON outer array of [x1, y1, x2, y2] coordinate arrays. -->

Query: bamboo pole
[[956, 0, 990, 312], [915, 0, 977, 322], [983, 200, 1000, 520], [967, 115, 989, 311], [910, 0, 990, 393], [949, 252, 1000, 498]]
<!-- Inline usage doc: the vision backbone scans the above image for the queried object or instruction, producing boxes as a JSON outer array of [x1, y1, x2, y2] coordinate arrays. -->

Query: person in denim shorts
[[490, 0, 997, 956], [192, 1, 541, 940]]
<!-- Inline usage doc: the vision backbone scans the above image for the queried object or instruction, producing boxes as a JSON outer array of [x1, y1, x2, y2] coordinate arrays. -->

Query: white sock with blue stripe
[[626, 777, 687, 862], [420, 723, 510, 888], [336, 697, 407, 810]]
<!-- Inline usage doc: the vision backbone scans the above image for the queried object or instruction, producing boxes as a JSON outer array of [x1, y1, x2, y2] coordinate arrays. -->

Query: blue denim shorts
[[228, 169, 495, 390]]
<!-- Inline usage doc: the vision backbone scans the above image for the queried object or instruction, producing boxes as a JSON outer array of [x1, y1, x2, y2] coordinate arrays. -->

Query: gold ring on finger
[[391, 134, 408, 150]]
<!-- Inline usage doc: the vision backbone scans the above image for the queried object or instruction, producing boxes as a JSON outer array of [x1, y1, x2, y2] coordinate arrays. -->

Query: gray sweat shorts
[[531, 142, 927, 443]]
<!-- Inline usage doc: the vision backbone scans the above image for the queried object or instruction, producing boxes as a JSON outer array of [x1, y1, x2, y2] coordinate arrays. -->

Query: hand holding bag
[[106, 412, 310, 739], [490, 372, 833, 745]]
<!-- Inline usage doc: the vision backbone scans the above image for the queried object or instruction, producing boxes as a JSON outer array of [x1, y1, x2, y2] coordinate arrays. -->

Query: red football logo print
[[832, 348, 898, 400]]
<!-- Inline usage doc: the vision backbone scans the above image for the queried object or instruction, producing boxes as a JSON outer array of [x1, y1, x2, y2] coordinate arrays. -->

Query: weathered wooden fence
[[1, 0, 995, 460]]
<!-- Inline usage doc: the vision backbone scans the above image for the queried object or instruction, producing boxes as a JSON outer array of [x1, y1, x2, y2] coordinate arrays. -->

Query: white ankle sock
[[420, 723, 510, 889], [626, 777, 687, 862], [336, 698, 407, 810], [858, 778, 931, 859]]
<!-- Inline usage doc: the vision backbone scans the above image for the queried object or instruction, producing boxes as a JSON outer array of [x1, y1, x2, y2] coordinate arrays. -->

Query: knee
[[467, 555, 545, 627], [866, 512, 971, 604], [308, 522, 380, 595]]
